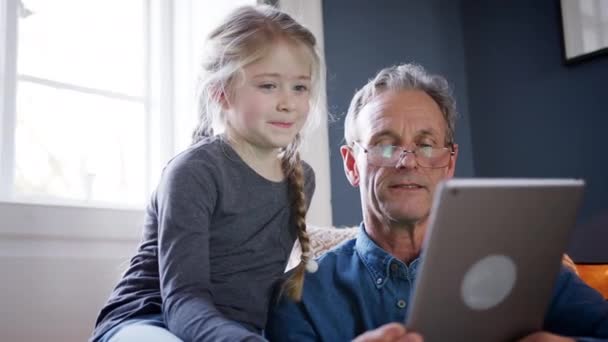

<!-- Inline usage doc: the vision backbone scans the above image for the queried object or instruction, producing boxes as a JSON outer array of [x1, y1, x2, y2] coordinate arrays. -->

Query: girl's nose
[[277, 90, 296, 112]]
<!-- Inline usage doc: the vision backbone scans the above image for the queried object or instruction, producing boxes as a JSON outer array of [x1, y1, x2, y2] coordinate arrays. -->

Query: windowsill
[[0, 200, 143, 241], [1, 195, 144, 211]]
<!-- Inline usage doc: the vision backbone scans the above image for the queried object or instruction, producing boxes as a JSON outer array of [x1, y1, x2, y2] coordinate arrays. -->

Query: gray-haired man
[[266, 64, 608, 342]]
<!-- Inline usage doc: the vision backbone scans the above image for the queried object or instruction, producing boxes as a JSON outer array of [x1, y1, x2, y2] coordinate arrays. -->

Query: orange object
[[575, 264, 608, 299]]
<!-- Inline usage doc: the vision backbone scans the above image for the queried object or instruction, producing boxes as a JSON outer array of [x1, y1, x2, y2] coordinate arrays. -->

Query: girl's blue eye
[[259, 83, 276, 90], [294, 84, 309, 92]]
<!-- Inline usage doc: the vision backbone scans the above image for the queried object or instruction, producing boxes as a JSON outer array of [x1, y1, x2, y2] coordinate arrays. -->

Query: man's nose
[[396, 150, 417, 169]]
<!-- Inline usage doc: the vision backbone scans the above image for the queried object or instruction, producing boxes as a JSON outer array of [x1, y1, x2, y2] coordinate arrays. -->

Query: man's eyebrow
[[416, 129, 439, 138], [369, 130, 401, 142], [416, 129, 451, 145]]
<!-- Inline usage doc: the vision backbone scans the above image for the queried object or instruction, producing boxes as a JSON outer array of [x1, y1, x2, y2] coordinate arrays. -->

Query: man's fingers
[[518, 332, 574, 342], [352, 323, 414, 342], [352, 323, 405, 341], [404, 332, 423, 342]]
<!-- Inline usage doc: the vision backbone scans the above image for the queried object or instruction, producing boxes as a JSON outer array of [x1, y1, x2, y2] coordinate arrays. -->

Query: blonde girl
[[92, 5, 325, 341]]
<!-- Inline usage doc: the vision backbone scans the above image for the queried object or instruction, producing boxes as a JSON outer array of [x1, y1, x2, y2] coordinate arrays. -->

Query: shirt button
[[397, 299, 407, 309], [376, 278, 383, 284], [390, 263, 399, 272]]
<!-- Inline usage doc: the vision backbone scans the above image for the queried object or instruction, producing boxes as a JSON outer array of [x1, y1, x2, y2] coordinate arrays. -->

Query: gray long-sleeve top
[[92, 135, 315, 341]]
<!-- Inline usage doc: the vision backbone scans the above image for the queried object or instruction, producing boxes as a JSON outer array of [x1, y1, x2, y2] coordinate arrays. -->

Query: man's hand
[[518, 332, 575, 342], [352, 323, 423, 342]]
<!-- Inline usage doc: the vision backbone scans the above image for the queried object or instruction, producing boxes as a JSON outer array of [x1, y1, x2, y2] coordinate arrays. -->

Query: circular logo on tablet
[[461, 255, 517, 310]]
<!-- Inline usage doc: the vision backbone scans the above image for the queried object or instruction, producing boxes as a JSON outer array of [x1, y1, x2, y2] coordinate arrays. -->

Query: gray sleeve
[[156, 158, 266, 342]]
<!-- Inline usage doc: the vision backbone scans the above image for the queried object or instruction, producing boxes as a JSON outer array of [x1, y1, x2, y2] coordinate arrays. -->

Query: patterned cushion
[[308, 225, 358, 258]]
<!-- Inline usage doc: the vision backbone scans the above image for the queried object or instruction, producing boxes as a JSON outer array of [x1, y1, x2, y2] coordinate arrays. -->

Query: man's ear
[[340, 145, 360, 187], [446, 143, 459, 178]]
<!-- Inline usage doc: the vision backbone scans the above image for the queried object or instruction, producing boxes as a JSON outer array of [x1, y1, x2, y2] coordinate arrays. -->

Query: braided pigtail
[[281, 137, 316, 301]]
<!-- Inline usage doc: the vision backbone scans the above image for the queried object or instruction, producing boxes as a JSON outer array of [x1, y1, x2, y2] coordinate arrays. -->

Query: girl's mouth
[[269, 122, 294, 128]]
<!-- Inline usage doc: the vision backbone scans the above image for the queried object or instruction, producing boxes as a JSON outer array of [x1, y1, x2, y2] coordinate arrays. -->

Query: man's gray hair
[[344, 63, 457, 145]]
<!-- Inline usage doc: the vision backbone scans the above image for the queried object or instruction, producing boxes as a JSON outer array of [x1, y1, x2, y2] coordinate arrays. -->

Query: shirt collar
[[354, 222, 421, 289]]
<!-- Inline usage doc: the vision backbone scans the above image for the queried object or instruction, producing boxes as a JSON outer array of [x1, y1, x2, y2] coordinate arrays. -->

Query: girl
[[91, 5, 325, 341]]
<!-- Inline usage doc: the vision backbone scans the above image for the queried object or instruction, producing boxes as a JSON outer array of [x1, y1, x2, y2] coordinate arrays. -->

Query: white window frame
[[2, 0, 170, 207], [0, 0, 193, 240], [0, 0, 17, 200]]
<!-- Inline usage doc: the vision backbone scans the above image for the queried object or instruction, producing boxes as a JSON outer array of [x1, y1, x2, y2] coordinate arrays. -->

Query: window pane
[[18, 0, 145, 97], [15, 81, 146, 206]]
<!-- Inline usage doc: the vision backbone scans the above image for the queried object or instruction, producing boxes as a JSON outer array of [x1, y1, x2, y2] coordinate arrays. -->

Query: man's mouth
[[389, 183, 424, 190]]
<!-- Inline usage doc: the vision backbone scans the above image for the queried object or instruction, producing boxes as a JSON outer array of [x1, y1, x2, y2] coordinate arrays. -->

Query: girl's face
[[223, 40, 313, 153]]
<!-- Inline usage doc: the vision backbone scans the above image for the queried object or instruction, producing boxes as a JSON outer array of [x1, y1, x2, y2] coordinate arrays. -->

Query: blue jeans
[[99, 314, 183, 342]]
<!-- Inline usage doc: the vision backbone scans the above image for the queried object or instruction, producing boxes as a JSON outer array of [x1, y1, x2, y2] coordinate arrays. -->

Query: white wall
[[0, 202, 141, 342], [280, 0, 333, 227]]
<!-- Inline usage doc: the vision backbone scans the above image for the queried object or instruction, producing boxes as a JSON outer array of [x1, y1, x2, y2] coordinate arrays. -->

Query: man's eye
[[379, 145, 396, 158], [418, 145, 434, 157]]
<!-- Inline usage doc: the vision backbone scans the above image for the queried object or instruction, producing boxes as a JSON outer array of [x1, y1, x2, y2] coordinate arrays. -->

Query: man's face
[[341, 89, 458, 226]]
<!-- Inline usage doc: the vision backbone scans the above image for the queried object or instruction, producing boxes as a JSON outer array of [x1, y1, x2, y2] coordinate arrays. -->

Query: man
[[266, 64, 608, 341]]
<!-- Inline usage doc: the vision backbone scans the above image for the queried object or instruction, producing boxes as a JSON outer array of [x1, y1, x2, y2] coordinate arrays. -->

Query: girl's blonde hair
[[192, 4, 325, 301]]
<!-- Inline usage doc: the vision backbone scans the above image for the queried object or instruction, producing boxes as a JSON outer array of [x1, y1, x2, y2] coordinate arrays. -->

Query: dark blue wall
[[323, 0, 476, 227], [461, 0, 608, 262], [323, 0, 608, 262]]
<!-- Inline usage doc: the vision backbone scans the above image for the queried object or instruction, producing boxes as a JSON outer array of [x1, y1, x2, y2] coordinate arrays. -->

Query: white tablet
[[406, 178, 585, 341]]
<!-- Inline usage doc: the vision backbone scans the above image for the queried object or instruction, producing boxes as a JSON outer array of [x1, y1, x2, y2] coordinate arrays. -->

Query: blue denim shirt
[[266, 224, 608, 342]]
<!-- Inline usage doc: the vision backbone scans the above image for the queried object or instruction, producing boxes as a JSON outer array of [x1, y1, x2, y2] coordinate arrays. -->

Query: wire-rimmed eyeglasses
[[353, 141, 454, 169]]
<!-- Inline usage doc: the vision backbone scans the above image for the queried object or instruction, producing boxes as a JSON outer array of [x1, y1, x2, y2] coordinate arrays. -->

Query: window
[[0, 0, 256, 209], [13, 0, 147, 206]]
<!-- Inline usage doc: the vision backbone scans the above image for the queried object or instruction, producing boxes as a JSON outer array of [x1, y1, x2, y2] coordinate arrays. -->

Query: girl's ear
[[214, 88, 230, 111]]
